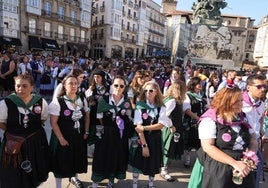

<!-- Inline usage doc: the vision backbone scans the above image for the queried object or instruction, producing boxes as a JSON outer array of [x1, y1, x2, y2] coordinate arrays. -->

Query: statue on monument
[[192, 0, 227, 25]]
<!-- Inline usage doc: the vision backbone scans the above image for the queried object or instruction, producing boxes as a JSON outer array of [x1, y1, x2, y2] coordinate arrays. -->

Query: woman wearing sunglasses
[[128, 70, 146, 109], [131, 80, 168, 188], [91, 75, 133, 188]]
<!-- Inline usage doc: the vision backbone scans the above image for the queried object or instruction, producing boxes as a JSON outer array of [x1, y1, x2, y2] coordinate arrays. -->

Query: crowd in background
[[0, 49, 268, 188]]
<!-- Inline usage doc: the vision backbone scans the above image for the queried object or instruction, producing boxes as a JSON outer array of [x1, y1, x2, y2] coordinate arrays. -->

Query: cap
[[93, 69, 105, 78]]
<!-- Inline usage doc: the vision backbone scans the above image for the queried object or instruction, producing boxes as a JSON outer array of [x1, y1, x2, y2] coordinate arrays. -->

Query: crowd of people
[[0, 50, 268, 188]]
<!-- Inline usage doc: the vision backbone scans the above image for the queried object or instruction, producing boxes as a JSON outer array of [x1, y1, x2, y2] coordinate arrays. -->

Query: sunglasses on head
[[252, 84, 267, 89], [144, 89, 155, 93], [114, 84, 125, 88]]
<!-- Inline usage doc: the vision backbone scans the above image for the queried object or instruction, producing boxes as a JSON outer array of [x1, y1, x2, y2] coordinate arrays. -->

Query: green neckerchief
[[97, 96, 132, 113], [97, 97, 116, 113], [61, 95, 83, 107], [163, 96, 173, 104], [7, 93, 42, 114], [136, 101, 158, 111], [186, 91, 202, 101]]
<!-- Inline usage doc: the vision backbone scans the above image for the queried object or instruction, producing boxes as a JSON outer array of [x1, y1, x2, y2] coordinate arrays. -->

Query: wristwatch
[[142, 144, 148, 148]]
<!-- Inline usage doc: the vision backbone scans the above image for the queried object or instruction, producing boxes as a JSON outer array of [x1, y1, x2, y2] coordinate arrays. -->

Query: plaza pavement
[[39, 121, 268, 188]]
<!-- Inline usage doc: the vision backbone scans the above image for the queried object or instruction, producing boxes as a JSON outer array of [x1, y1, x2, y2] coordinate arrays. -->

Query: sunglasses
[[144, 89, 155, 93], [114, 84, 125, 88], [252, 84, 267, 89]]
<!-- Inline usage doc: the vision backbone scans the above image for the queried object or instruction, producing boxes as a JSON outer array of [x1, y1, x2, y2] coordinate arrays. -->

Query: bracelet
[[142, 144, 148, 148], [85, 130, 89, 135], [143, 126, 146, 131]]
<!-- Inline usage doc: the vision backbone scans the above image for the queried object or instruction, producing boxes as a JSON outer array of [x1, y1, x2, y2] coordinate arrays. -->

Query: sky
[[154, 0, 268, 24]]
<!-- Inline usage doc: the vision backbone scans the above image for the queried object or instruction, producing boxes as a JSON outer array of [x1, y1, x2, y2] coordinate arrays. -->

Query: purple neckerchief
[[116, 116, 124, 139], [243, 91, 253, 106], [199, 108, 251, 128]]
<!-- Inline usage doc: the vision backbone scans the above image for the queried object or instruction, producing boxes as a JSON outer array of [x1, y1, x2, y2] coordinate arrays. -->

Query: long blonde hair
[[164, 81, 186, 105], [138, 80, 164, 107]]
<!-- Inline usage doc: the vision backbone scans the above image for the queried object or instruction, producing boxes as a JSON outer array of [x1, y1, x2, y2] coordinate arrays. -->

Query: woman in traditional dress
[[131, 80, 168, 188], [85, 69, 109, 157], [91, 75, 133, 188], [161, 81, 187, 181], [0, 73, 50, 187], [183, 76, 206, 168], [188, 86, 257, 188], [128, 70, 146, 110], [49, 75, 90, 188]]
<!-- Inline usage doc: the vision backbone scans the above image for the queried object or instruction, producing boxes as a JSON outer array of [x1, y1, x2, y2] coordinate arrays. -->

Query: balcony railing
[[99, 33, 104, 39], [99, 20, 104, 25], [134, 4, 139, 10], [121, 36, 136, 44], [128, 1, 133, 7], [148, 29, 164, 37], [100, 5, 105, 12], [41, 9, 81, 25], [24, 26, 42, 35], [44, 30, 53, 37], [0, 27, 19, 38], [69, 35, 77, 41], [54, 32, 68, 40], [149, 17, 165, 27]]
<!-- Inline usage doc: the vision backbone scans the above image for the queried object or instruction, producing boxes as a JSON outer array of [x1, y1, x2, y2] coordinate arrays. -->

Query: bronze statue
[[192, 0, 227, 25]]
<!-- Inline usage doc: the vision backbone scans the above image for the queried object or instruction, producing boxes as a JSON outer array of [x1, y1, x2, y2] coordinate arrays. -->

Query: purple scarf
[[116, 116, 125, 139], [199, 108, 250, 128]]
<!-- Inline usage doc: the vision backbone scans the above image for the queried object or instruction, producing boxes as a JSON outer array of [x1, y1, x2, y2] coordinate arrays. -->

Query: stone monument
[[186, 0, 235, 69]]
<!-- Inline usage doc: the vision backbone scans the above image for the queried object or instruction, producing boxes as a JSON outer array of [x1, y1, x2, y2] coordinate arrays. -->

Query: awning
[[41, 38, 60, 51], [28, 36, 43, 50], [67, 42, 79, 51], [0, 36, 22, 46], [67, 42, 89, 52]]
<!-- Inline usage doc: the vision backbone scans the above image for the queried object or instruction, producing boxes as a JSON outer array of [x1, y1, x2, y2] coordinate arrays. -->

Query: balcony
[[44, 30, 53, 37], [41, 9, 52, 17], [128, 1, 133, 7], [71, 0, 79, 6], [148, 39, 164, 47], [99, 20, 104, 25], [69, 35, 77, 41], [92, 34, 98, 40], [127, 26, 132, 31], [99, 33, 104, 39], [127, 13, 132, 19], [148, 29, 164, 37], [149, 17, 165, 27], [134, 4, 139, 10], [123, 0, 127, 5], [121, 36, 136, 44], [24, 26, 42, 35], [0, 27, 19, 38], [54, 32, 68, 40], [122, 11, 126, 17], [100, 5, 105, 12], [92, 20, 98, 26], [41, 10, 81, 25]]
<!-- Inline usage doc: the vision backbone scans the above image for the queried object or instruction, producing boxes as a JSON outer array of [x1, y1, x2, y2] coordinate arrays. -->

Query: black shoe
[[70, 177, 84, 188]]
